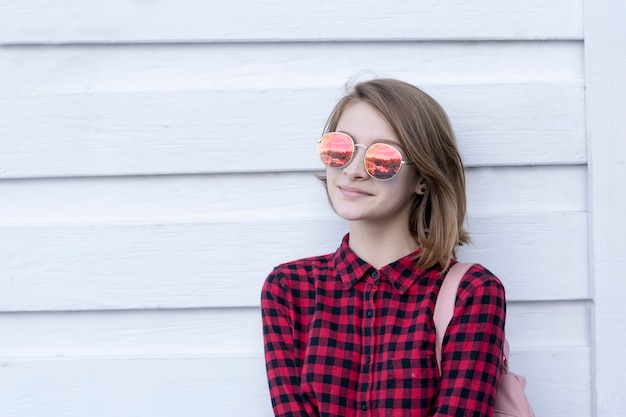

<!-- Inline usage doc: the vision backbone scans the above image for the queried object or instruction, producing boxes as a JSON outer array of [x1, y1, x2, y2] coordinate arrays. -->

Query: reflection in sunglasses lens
[[319, 133, 354, 167], [366, 145, 402, 180]]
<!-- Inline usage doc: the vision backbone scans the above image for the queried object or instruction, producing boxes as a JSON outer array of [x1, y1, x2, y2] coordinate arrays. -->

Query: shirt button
[[365, 356, 371, 364], [361, 403, 367, 411], [371, 271, 378, 279], [366, 310, 373, 318]]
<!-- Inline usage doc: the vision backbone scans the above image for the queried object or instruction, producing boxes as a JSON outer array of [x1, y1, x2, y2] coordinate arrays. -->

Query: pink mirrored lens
[[318, 133, 354, 167], [365, 143, 403, 180]]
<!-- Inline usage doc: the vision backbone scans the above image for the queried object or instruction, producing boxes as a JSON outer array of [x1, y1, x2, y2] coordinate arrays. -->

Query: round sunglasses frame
[[318, 132, 413, 181]]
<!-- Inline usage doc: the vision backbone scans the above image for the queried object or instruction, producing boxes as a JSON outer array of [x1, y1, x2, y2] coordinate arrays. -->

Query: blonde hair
[[322, 78, 469, 270]]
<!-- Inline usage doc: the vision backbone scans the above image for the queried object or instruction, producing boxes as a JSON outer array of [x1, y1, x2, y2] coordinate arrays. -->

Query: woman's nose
[[342, 146, 368, 179]]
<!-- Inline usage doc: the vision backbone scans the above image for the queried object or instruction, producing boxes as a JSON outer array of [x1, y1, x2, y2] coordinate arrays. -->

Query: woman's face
[[326, 101, 424, 227]]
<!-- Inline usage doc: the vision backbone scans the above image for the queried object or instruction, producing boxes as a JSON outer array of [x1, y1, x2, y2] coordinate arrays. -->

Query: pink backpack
[[434, 262, 536, 417]]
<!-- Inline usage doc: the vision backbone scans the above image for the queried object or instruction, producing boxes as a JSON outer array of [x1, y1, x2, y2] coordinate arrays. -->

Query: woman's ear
[[415, 176, 427, 195]]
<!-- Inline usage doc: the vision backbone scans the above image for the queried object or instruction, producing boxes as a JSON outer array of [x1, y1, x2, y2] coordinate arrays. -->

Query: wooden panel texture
[[0, 0, 582, 43], [0, 1, 591, 416]]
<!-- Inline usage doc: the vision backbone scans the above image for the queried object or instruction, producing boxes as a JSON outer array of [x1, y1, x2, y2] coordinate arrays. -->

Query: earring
[[420, 187, 426, 193]]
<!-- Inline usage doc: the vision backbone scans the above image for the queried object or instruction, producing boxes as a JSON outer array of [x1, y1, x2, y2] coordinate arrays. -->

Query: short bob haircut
[[321, 78, 469, 270]]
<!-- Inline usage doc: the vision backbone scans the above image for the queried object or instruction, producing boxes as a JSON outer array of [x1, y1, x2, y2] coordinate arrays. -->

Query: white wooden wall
[[1, 1, 623, 416]]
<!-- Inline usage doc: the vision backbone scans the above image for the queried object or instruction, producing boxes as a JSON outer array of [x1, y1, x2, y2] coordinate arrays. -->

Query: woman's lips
[[338, 185, 374, 198]]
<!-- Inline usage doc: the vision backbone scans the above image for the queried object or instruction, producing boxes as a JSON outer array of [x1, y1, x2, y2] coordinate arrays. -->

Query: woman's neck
[[347, 223, 420, 269]]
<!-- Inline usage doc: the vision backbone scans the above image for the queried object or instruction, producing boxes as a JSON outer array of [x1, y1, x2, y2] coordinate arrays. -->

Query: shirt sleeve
[[434, 267, 506, 417], [261, 269, 310, 417]]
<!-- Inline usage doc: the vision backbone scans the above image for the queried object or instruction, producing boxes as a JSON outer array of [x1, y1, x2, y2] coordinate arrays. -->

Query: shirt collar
[[333, 234, 425, 294]]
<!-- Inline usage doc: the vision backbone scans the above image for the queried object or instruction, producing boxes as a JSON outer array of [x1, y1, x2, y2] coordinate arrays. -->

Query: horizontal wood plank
[[0, 213, 588, 312], [1, 41, 583, 91], [0, 83, 586, 178], [0, 166, 587, 223], [0, 301, 588, 358], [466, 165, 587, 216], [0, 308, 264, 357], [505, 301, 590, 349], [0, 0, 583, 44], [514, 348, 591, 417], [457, 213, 589, 300], [0, 348, 590, 417], [0, 355, 272, 417]]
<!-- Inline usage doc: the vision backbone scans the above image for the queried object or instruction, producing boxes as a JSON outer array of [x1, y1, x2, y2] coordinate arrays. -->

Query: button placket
[[359, 272, 379, 415]]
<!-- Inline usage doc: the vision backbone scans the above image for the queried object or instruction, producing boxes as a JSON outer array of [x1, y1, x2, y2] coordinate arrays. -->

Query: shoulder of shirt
[[457, 263, 506, 298], [264, 252, 335, 287], [274, 252, 335, 271]]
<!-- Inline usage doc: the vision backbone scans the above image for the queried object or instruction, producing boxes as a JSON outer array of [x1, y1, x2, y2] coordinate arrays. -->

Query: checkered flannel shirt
[[262, 234, 506, 417]]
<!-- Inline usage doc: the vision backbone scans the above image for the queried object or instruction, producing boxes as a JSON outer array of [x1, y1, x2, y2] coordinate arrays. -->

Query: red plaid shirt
[[262, 234, 505, 417]]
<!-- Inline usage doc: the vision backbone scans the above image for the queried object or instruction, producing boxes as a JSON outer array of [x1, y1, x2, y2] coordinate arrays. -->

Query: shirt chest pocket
[[386, 355, 439, 388], [376, 355, 439, 415]]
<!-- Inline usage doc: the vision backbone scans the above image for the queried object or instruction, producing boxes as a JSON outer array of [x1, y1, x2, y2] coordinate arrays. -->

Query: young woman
[[261, 78, 505, 416]]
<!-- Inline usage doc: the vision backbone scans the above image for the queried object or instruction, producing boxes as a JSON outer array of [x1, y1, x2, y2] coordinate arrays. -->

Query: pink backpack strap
[[434, 263, 535, 416], [433, 262, 475, 373], [434, 262, 511, 374]]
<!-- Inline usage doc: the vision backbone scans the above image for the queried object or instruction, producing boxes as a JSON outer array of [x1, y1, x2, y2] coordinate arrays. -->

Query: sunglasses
[[318, 132, 412, 181]]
